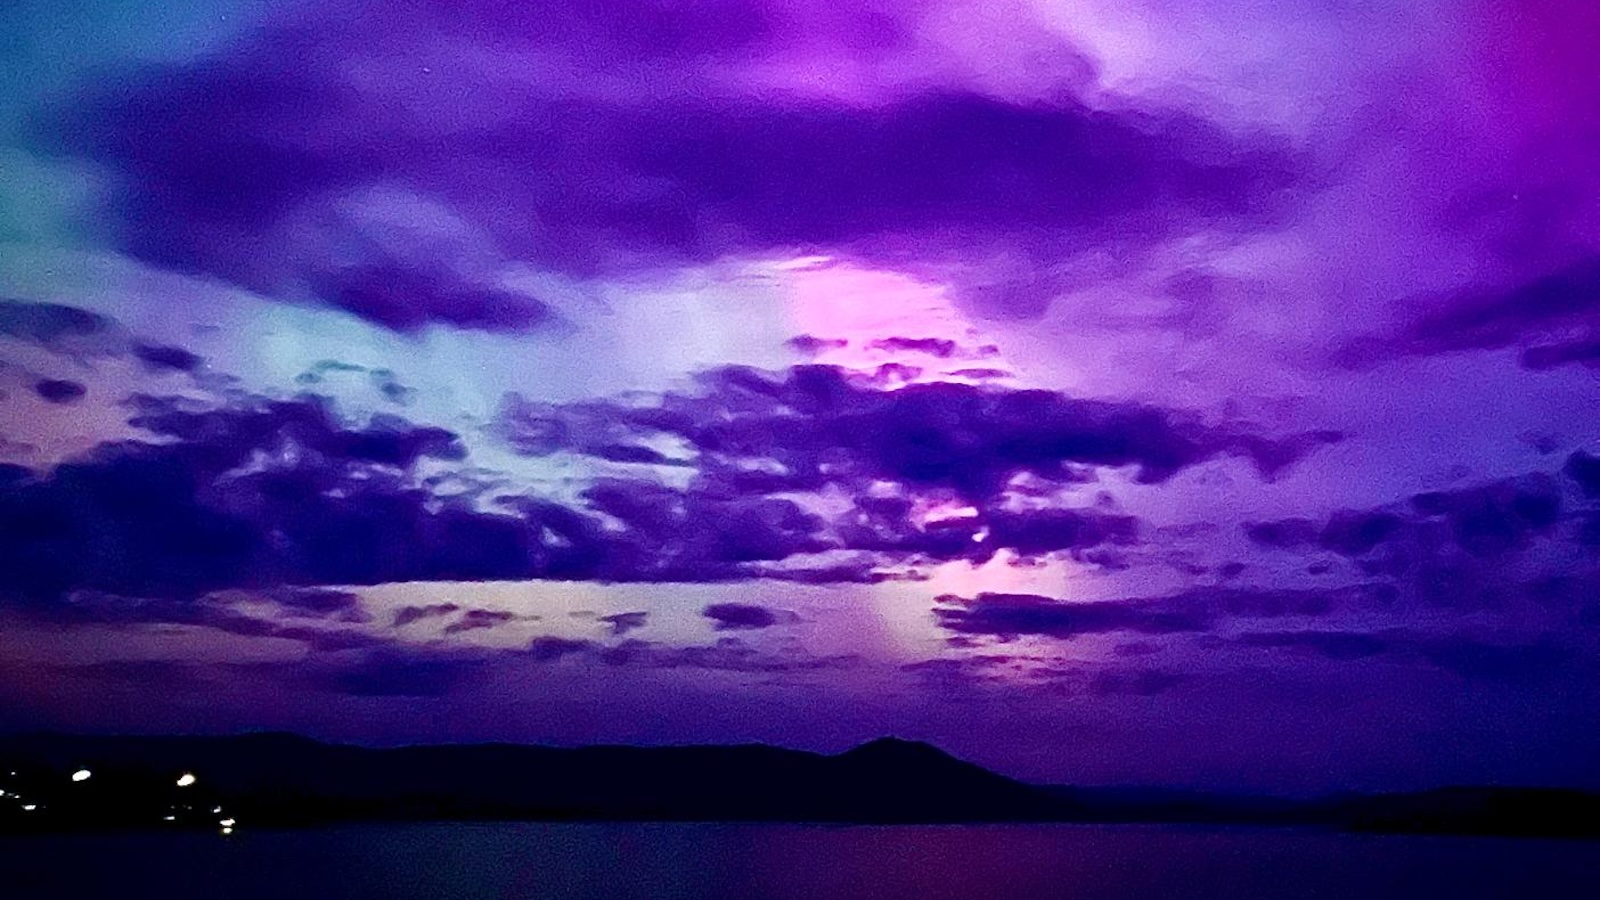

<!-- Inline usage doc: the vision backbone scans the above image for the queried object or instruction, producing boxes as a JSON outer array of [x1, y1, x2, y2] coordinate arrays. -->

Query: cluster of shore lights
[[5, 767, 237, 833], [173, 772, 238, 834]]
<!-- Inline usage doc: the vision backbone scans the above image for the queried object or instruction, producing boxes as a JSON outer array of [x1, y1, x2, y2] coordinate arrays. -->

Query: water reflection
[[1, 824, 1596, 899]]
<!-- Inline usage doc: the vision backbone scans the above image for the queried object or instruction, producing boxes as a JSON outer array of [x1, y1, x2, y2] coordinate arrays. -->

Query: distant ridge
[[1, 732, 1596, 839]]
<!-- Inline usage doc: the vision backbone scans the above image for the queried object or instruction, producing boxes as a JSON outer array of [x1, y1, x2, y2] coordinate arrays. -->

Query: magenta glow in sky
[[0, 0, 1598, 791]]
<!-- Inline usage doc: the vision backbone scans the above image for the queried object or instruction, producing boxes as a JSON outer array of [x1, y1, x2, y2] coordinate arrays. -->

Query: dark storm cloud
[[393, 603, 463, 628], [268, 588, 370, 623], [46, 590, 388, 652], [932, 585, 1366, 641], [499, 364, 1341, 499], [1409, 474, 1564, 557], [223, 630, 859, 700], [0, 393, 542, 604], [1315, 510, 1406, 557], [0, 359, 1339, 609], [985, 508, 1140, 556], [1522, 338, 1600, 370], [1348, 256, 1600, 369], [442, 608, 518, 635], [491, 362, 1348, 580], [829, 496, 1137, 564], [1566, 450, 1600, 498], [0, 300, 114, 348], [131, 342, 204, 373], [33, 378, 86, 404], [0, 302, 210, 378], [598, 611, 649, 636], [1242, 517, 1321, 549], [867, 337, 958, 358], [1246, 470, 1571, 563], [526, 636, 597, 662], [301, 263, 563, 334], [934, 591, 1213, 640], [703, 602, 781, 630], [31, 0, 1299, 331], [786, 335, 849, 355]]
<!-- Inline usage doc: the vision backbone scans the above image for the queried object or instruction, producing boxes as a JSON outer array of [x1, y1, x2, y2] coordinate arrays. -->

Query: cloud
[[44, 590, 388, 652], [1522, 338, 1600, 370], [598, 611, 649, 636], [1347, 256, 1600, 369], [0, 344, 1344, 608], [0, 393, 538, 604], [1246, 470, 1569, 564], [300, 258, 562, 334], [394, 603, 463, 628], [498, 364, 1340, 500], [0, 302, 211, 386], [1566, 450, 1600, 498], [268, 588, 370, 623], [526, 636, 596, 662], [31, 0, 1299, 331], [787, 335, 848, 355], [1242, 517, 1321, 549], [0, 300, 115, 351], [442, 608, 518, 635], [867, 337, 958, 358], [703, 602, 781, 630], [1314, 510, 1406, 557], [932, 586, 1365, 641], [935, 592, 1210, 640], [33, 378, 87, 404], [0, 361, 1349, 614], [1, 378, 1172, 605], [131, 343, 204, 373]]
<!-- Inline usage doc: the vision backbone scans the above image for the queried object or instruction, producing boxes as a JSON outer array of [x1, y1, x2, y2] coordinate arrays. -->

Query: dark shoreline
[[3, 732, 1596, 840]]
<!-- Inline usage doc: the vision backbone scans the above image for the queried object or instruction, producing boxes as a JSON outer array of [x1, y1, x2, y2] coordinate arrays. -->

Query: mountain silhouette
[[0, 732, 1059, 826], [1, 732, 1595, 838]]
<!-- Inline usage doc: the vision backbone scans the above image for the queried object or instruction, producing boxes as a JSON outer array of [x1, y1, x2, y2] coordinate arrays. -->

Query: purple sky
[[1, 0, 1598, 792]]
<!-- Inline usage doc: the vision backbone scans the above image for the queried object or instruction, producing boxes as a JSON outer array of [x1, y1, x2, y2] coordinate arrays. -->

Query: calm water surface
[[2, 823, 1596, 899]]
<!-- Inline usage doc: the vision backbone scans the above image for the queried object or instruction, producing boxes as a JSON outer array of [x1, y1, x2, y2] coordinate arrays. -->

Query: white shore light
[[177, 773, 197, 787], [71, 769, 92, 782]]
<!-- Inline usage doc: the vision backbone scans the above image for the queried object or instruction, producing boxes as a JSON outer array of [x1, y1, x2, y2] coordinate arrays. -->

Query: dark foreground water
[[2, 823, 1597, 899]]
